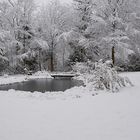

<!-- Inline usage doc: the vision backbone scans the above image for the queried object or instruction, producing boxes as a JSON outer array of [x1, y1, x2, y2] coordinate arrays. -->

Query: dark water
[[0, 79, 83, 92]]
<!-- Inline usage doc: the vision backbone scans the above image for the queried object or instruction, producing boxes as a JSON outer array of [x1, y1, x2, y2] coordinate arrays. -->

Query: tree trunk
[[50, 51, 54, 72], [23, 34, 26, 53], [50, 40, 54, 72], [112, 46, 115, 65], [38, 49, 41, 71]]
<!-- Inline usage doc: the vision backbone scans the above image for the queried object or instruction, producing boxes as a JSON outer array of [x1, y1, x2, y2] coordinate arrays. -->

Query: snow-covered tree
[[0, 0, 49, 73], [68, 0, 100, 63], [84, 0, 139, 64], [73, 0, 93, 33], [0, 0, 140, 73], [35, 0, 72, 71], [0, 30, 9, 73]]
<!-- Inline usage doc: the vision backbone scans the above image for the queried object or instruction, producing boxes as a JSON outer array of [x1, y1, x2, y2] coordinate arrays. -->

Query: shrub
[[73, 60, 133, 92], [87, 60, 133, 92]]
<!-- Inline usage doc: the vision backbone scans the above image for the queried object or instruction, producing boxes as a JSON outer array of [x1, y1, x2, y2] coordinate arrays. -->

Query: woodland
[[0, 0, 140, 74]]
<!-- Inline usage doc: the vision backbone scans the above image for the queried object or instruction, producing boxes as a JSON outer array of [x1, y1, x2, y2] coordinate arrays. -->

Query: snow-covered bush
[[72, 62, 88, 74], [73, 60, 133, 92], [72, 61, 95, 74], [87, 60, 133, 92]]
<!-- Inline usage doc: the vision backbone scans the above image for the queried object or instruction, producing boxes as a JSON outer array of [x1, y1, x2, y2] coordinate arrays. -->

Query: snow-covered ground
[[0, 72, 140, 140]]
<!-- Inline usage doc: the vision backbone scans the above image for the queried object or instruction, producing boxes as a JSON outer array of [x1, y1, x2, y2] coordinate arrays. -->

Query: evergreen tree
[[68, 0, 94, 64]]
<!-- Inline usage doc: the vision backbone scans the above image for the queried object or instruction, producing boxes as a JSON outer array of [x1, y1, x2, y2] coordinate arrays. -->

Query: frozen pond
[[0, 78, 83, 92]]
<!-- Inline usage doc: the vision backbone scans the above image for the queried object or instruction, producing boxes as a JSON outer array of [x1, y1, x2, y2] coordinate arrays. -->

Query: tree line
[[0, 0, 140, 74]]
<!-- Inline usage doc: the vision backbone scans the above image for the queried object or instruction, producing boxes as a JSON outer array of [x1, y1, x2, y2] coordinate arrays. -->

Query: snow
[[0, 72, 140, 140], [0, 71, 52, 86]]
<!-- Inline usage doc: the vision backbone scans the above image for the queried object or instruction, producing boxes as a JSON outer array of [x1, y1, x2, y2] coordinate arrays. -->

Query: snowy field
[[0, 72, 140, 140]]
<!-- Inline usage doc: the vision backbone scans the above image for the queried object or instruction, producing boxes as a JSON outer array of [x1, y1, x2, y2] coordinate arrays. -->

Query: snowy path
[[0, 72, 140, 140]]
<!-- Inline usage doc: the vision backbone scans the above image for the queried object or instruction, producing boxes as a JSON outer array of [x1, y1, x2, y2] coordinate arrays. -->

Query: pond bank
[[0, 71, 52, 86]]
